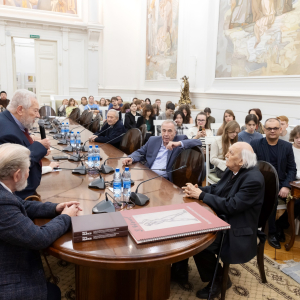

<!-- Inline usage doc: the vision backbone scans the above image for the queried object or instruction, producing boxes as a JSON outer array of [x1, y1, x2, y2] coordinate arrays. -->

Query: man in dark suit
[[0, 89, 50, 199], [251, 118, 297, 249], [0, 143, 81, 300], [88, 109, 127, 148], [122, 120, 202, 182], [181, 142, 264, 299]]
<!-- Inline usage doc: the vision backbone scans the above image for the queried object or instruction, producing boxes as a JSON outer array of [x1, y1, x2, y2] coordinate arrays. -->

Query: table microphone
[[38, 119, 47, 139], [130, 165, 187, 206], [92, 192, 121, 214]]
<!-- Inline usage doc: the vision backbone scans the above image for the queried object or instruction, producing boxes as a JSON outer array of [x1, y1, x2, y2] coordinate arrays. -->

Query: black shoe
[[196, 276, 232, 299], [276, 227, 286, 243], [171, 265, 188, 283], [268, 234, 281, 249]]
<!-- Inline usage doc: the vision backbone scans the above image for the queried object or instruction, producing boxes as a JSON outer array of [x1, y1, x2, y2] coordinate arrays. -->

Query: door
[[35, 40, 58, 105]]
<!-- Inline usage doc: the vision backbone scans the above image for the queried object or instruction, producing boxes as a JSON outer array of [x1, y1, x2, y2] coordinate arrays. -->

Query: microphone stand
[[92, 192, 120, 214], [88, 168, 106, 190]]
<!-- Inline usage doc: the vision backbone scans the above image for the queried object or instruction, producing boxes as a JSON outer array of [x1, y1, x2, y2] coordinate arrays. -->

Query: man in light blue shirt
[[84, 95, 103, 118]]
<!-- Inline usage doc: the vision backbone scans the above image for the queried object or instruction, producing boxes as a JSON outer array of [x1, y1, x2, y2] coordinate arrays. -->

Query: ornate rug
[[42, 255, 300, 300]]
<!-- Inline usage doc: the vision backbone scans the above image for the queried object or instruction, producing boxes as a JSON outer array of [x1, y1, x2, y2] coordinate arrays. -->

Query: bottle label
[[123, 181, 131, 189], [113, 182, 122, 196]]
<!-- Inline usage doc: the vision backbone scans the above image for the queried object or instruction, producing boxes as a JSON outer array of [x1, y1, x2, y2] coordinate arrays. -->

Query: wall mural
[[216, 0, 300, 77], [3, 0, 77, 14], [146, 0, 179, 80]]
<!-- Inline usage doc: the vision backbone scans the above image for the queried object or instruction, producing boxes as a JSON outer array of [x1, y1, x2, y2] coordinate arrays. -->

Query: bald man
[[173, 143, 265, 299]]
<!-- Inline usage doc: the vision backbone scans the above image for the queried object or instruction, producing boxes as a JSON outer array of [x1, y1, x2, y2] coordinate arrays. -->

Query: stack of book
[[71, 212, 128, 243]]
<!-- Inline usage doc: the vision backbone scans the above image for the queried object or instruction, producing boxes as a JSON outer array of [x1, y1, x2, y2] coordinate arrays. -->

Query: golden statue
[[178, 76, 192, 106]]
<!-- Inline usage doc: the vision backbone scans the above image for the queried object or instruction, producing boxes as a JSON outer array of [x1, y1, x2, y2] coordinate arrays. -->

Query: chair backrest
[[69, 107, 80, 122], [210, 122, 222, 136], [80, 111, 93, 128], [172, 146, 205, 187], [39, 106, 56, 117], [139, 124, 147, 145], [257, 161, 279, 232], [119, 128, 142, 155], [89, 115, 101, 133], [204, 136, 218, 185], [79, 110, 89, 124]]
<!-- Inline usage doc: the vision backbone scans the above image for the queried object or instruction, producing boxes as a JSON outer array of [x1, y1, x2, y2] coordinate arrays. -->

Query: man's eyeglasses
[[265, 127, 280, 132]]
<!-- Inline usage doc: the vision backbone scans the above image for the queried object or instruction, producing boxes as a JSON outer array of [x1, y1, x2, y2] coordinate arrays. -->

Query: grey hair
[[107, 109, 119, 118], [161, 120, 177, 129], [7, 89, 36, 113], [0, 143, 30, 180], [241, 149, 257, 169]]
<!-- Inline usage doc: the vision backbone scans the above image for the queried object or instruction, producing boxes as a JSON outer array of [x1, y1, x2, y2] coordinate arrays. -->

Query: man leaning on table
[[0, 143, 82, 300], [122, 120, 202, 182], [174, 142, 265, 299]]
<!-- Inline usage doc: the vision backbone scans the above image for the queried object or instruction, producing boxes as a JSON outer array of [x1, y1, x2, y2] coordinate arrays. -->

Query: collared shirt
[[176, 125, 189, 135], [10, 112, 25, 132], [84, 104, 100, 111], [0, 182, 12, 193]]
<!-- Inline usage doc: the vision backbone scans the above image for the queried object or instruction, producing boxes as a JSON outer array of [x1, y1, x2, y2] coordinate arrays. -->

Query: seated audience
[[211, 121, 240, 179], [178, 104, 193, 124], [0, 143, 81, 300], [157, 102, 175, 135], [135, 99, 142, 114], [122, 120, 202, 182], [66, 98, 77, 117], [238, 114, 263, 143], [155, 99, 162, 112], [241, 108, 264, 134], [105, 98, 111, 106], [121, 103, 131, 114], [136, 104, 155, 141], [290, 125, 300, 179], [79, 96, 88, 114], [85, 95, 103, 120], [277, 116, 291, 142], [178, 142, 264, 299], [152, 103, 160, 118], [173, 111, 189, 135], [132, 97, 138, 102], [117, 96, 123, 107], [58, 99, 68, 116], [0, 89, 50, 199], [250, 118, 297, 249], [124, 102, 141, 130], [109, 96, 121, 112], [204, 107, 215, 129], [99, 98, 107, 107], [187, 112, 213, 140], [0, 90, 10, 110], [145, 98, 151, 105], [217, 109, 235, 136], [89, 109, 126, 148]]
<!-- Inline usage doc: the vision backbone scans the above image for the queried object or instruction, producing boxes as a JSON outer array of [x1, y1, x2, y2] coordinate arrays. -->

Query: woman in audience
[[99, 98, 106, 106], [152, 103, 160, 118], [79, 97, 88, 114], [105, 98, 111, 106], [290, 126, 300, 179], [178, 104, 193, 124], [173, 111, 189, 135], [121, 102, 130, 113], [241, 108, 264, 134], [58, 99, 68, 116], [238, 114, 263, 143], [124, 102, 141, 130], [211, 120, 240, 178], [216, 109, 235, 136], [187, 112, 212, 140], [66, 98, 77, 117], [145, 98, 151, 105], [136, 104, 155, 140], [135, 99, 142, 114]]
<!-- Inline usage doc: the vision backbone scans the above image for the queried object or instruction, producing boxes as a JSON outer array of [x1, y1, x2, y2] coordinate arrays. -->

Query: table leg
[[75, 264, 171, 300], [285, 197, 295, 251]]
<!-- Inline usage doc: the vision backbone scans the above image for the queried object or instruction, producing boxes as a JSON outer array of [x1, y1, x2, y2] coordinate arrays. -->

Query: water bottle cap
[[66, 122, 68, 124], [62, 122, 64, 124], [71, 131, 74, 133], [116, 168, 120, 172], [125, 167, 129, 171], [77, 132, 80, 133], [95, 145, 99, 148], [89, 146, 92, 148]]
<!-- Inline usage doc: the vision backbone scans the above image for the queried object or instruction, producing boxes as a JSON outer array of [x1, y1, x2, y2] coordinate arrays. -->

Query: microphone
[[38, 119, 46, 139], [92, 192, 121, 214], [81, 126, 112, 152], [130, 165, 187, 206]]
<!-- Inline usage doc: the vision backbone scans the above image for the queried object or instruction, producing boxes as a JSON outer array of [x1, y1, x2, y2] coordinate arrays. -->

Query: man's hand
[[56, 201, 82, 214], [166, 141, 182, 151], [37, 138, 51, 149], [49, 162, 59, 170], [45, 149, 51, 156], [61, 204, 80, 217], [182, 183, 202, 199], [279, 187, 290, 198], [122, 158, 133, 166], [89, 135, 98, 142]]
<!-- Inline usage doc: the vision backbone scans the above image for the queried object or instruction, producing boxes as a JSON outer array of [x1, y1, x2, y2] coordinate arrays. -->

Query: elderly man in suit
[[89, 109, 127, 148], [0, 143, 81, 300], [122, 120, 202, 182], [0, 89, 50, 199], [251, 118, 298, 249], [180, 142, 265, 299]]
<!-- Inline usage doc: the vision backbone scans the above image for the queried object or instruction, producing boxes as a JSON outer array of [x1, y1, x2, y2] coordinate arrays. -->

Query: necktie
[[23, 129, 42, 168]]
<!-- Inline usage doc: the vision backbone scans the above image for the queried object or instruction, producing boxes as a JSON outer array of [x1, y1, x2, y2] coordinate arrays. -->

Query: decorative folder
[[120, 202, 230, 244]]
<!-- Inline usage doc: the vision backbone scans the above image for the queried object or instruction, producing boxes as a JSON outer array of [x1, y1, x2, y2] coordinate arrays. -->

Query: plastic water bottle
[[122, 167, 131, 203], [88, 146, 94, 168], [113, 168, 122, 203], [94, 145, 100, 167], [65, 122, 70, 134], [70, 131, 76, 148], [61, 122, 65, 135], [76, 132, 81, 150]]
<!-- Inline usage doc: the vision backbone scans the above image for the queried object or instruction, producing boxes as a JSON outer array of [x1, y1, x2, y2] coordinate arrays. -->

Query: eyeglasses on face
[[265, 127, 280, 132], [197, 119, 206, 122], [228, 131, 239, 134]]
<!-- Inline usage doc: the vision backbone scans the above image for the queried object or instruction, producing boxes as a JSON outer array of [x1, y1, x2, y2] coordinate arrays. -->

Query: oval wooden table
[[36, 120, 217, 300]]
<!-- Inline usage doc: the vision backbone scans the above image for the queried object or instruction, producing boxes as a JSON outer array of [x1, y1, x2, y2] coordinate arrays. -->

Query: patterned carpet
[[42, 254, 300, 300]]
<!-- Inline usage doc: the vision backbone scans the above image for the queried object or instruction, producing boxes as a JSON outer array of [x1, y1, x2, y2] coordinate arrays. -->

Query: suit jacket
[[250, 138, 297, 189], [94, 120, 127, 148], [136, 116, 155, 134], [129, 135, 202, 182], [0, 185, 71, 300], [201, 167, 265, 264], [0, 111, 47, 199]]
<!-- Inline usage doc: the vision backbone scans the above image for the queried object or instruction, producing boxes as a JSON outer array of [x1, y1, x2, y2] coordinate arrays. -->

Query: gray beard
[[15, 178, 28, 192], [20, 115, 35, 129]]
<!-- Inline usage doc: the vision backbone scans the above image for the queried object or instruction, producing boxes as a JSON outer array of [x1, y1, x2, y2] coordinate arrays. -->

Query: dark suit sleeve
[[180, 135, 202, 148], [95, 123, 126, 143], [129, 138, 150, 162], [21, 199, 58, 219], [202, 176, 264, 215], [282, 144, 297, 188]]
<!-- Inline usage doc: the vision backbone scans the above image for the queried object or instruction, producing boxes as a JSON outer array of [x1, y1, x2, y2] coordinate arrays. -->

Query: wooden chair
[[205, 136, 220, 185], [80, 111, 93, 128], [172, 146, 205, 188], [39, 106, 56, 118], [139, 124, 147, 145], [89, 115, 101, 133], [68, 107, 80, 122], [220, 161, 279, 299], [119, 128, 142, 155]]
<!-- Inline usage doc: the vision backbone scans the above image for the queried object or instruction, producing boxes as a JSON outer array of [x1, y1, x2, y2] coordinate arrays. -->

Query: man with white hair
[[173, 142, 265, 299], [0, 89, 50, 199], [0, 143, 81, 300], [122, 120, 202, 182]]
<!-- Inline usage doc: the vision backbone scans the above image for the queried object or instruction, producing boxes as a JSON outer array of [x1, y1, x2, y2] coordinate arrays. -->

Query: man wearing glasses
[[251, 118, 297, 249]]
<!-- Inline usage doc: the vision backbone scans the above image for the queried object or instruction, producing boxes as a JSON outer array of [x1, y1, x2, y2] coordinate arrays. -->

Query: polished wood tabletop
[[36, 119, 217, 270]]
